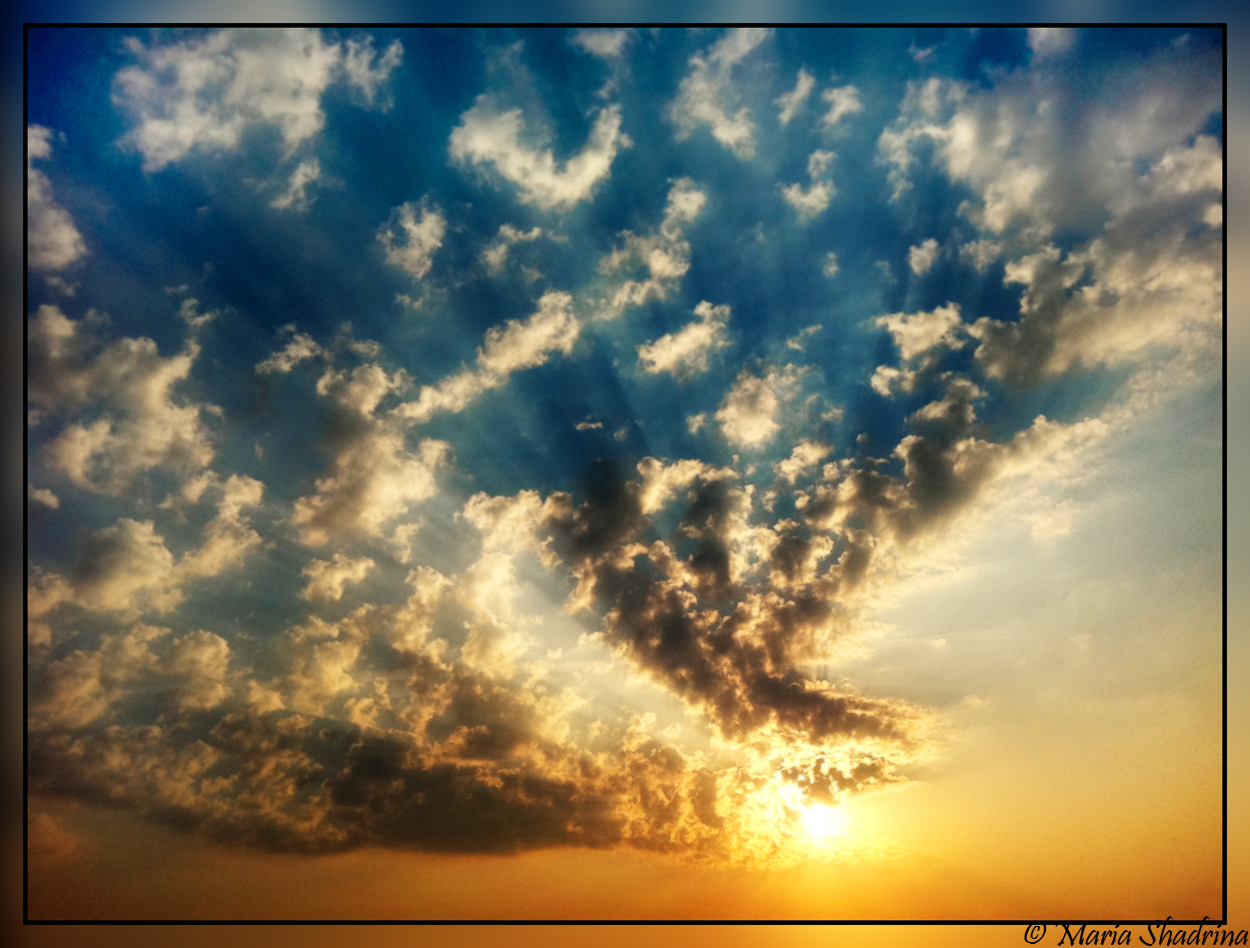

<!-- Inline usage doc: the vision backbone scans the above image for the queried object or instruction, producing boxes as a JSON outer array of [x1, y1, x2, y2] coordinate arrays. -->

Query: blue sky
[[26, 26, 1225, 913]]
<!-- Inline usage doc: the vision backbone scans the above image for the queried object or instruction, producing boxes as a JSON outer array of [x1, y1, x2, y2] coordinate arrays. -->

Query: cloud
[[877, 44, 1220, 235], [546, 462, 926, 756], [292, 426, 449, 547], [571, 28, 630, 59], [909, 42, 937, 64], [868, 365, 915, 398], [456, 551, 537, 679], [908, 237, 940, 275], [176, 298, 216, 329], [869, 304, 966, 398], [28, 485, 60, 509], [776, 68, 815, 126], [263, 335, 465, 550], [960, 239, 1002, 272], [481, 223, 542, 275], [393, 291, 580, 425], [968, 139, 1222, 385], [1028, 27, 1075, 59], [36, 407, 1125, 864], [342, 36, 404, 105], [875, 303, 965, 362], [888, 116, 1223, 388], [28, 305, 217, 494], [636, 457, 735, 516], [271, 158, 321, 210], [34, 518, 182, 616], [907, 377, 985, 430], [284, 607, 371, 715], [450, 97, 627, 210], [256, 327, 324, 374], [30, 467, 921, 864], [670, 28, 771, 159], [781, 149, 837, 218], [378, 199, 446, 280], [462, 489, 564, 562], [793, 402, 1115, 622], [785, 324, 822, 352], [114, 28, 342, 171], [29, 475, 264, 637], [715, 364, 807, 449], [301, 554, 377, 601], [822, 253, 840, 277], [27, 126, 88, 272], [178, 474, 266, 579], [596, 178, 707, 321], [820, 85, 862, 127], [167, 630, 232, 710], [31, 622, 169, 728], [637, 301, 732, 379], [773, 440, 833, 484], [113, 28, 403, 174]]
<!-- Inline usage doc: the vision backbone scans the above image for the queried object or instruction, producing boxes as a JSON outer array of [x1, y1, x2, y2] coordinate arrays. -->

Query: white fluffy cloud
[[167, 630, 232, 711], [785, 324, 822, 352], [292, 429, 449, 547], [878, 46, 1220, 236], [394, 291, 581, 425], [32, 622, 169, 728], [670, 28, 771, 159], [27, 126, 87, 272], [637, 301, 732, 379], [256, 328, 323, 374], [179, 474, 266, 579], [908, 238, 940, 275], [776, 68, 814, 126], [636, 457, 735, 516], [263, 300, 604, 545], [571, 28, 630, 59], [820, 85, 862, 127], [114, 29, 338, 170], [271, 158, 321, 210], [597, 178, 707, 320], [342, 36, 403, 105], [1028, 27, 1075, 59], [450, 98, 627, 210], [870, 304, 967, 398], [481, 223, 543, 275], [714, 364, 806, 449], [960, 239, 1002, 272], [782, 149, 837, 218], [301, 554, 377, 601], [113, 28, 401, 171], [28, 485, 60, 509], [773, 440, 833, 484], [28, 305, 217, 494], [875, 303, 965, 362], [378, 200, 446, 280], [28, 475, 264, 630]]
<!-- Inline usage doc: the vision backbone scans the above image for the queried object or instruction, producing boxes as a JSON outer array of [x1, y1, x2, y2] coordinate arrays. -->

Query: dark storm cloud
[[547, 460, 923, 749]]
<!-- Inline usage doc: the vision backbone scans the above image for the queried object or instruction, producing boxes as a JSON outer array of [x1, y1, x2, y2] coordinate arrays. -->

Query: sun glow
[[800, 803, 849, 842]]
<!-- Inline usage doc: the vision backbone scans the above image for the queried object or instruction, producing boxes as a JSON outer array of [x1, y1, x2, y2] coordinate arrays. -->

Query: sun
[[799, 803, 849, 842]]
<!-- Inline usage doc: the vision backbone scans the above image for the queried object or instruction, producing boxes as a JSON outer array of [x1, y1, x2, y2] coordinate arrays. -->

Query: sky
[[23, 25, 1226, 922]]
